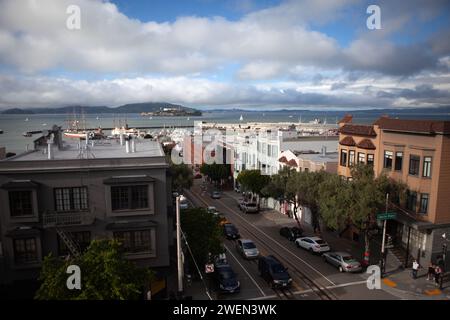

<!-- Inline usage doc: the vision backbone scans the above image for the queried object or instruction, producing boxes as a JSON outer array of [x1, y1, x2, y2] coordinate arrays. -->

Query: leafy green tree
[[262, 167, 302, 225], [287, 170, 329, 232], [35, 239, 154, 300], [181, 208, 224, 269], [237, 169, 270, 204], [170, 163, 193, 192], [200, 162, 231, 186]]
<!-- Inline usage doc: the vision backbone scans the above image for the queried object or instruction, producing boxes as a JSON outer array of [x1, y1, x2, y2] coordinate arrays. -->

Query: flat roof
[[294, 152, 339, 163], [5, 139, 164, 162]]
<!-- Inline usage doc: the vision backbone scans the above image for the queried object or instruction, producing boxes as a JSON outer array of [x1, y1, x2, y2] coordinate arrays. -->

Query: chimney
[[48, 141, 53, 160], [131, 139, 136, 153], [125, 139, 130, 153]]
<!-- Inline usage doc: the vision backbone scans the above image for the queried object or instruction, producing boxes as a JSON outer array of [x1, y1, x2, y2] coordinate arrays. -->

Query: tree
[[181, 208, 224, 271], [35, 239, 154, 300], [288, 170, 329, 233], [237, 169, 270, 204], [170, 163, 193, 192], [262, 167, 301, 226], [200, 162, 231, 186]]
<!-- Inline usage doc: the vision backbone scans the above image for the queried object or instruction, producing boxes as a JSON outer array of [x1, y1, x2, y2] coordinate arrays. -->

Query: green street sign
[[377, 212, 397, 220]]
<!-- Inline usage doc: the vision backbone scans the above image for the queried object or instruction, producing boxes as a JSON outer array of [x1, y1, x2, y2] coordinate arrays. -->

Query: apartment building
[[278, 148, 338, 174], [0, 128, 172, 295], [338, 115, 450, 265]]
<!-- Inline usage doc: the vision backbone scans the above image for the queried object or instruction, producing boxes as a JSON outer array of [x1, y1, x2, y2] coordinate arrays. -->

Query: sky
[[0, 0, 449, 110]]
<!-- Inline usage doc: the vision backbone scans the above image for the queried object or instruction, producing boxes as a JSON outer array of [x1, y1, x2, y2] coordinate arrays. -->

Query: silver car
[[322, 252, 362, 273], [236, 239, 259, 259]]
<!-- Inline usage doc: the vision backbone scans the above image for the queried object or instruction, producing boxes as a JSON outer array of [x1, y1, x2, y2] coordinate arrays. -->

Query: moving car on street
[[179, 195, 189, 210], [223, 223, 240, 240], [241, 202, 259, 214], [295, 236, 330, 254], [236, 239, 260, 259], [258, 255, 292, 289], [214, 264, 240, 294], [207, 206, 218, 215], [279, 227, 303, 241], [211, 190, 221, 199], [322, 252, 362, 273]]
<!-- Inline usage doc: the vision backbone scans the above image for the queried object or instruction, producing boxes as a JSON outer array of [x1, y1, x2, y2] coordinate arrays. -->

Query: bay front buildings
[[0, 128, 173, 296], [338, 115, 450, 266]]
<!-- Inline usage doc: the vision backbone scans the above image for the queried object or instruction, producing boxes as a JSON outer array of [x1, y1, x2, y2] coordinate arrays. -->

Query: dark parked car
[[214, 264, 240, 293], [258, 255, 292, 289], [279, 227, 303, 241], [223, 223, 240, 240]]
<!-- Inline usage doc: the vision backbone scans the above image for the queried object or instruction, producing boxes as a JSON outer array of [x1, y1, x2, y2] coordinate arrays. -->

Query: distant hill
[[0, 102, 202, 115]]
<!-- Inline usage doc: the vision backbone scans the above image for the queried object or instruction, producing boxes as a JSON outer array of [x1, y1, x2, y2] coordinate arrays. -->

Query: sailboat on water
[[239, 114, 243, 121]]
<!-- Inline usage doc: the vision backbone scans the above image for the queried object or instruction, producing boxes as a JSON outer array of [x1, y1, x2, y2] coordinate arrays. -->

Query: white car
[[179, 195, 189, 209], [295, 236, 330, 254]]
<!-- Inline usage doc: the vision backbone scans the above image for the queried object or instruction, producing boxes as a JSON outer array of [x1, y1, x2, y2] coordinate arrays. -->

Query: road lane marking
[[216, 197, 336, 286], [223, 243, 267, 297]]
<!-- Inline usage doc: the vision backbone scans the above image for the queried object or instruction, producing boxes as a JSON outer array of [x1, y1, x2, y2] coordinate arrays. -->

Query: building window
[[58, 231, 91, 256], [395, 152, 403, 171], [419, 194, 429, 214], [406, 191, 417, 212], [409, 155, 420, 176], [114, 230, 152, 254], [349, 150, 355, 166], [384, 151, 393, 169], [367, 154, 374, 166], [423, 157, 432, 178], [54, 187, 88, 212], [9, 191, 33, 217], [340, 149, 348, 167], [358, 152, 366, 164], [111, 185, 149, 211], [13, 238, 38, 264]]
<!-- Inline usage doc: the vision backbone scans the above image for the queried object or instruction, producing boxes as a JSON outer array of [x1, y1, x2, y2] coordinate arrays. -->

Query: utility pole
[[176, 196, 183, 297], [380, 193, 389, 276]]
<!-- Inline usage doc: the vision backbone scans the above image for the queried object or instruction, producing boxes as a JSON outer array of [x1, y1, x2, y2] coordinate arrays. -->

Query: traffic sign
[[377, 212, 397, 220], [205, 264, 214, 274]]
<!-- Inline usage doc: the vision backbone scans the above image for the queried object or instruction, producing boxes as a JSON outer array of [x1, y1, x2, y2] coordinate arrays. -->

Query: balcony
[[42, 210, 95, 228]]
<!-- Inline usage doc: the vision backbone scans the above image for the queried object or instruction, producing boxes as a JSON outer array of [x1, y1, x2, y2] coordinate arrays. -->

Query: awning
[[103, 175, 155, 185], [106, 220, 157, 230], [1, 180, 40, 190]]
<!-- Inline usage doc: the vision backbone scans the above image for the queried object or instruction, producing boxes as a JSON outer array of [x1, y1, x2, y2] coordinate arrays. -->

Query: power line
[[180, 228, 213, 300]]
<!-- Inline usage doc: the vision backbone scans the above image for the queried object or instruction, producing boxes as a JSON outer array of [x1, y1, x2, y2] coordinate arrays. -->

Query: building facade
[[338, 115, 450, 266], [0, 129, 172, 291]]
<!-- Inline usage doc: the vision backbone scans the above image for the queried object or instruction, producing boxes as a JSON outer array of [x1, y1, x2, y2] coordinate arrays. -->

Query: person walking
[[434, 265, 442, 286], [412, 260, 420, 279], [427, 262, 435, 280]]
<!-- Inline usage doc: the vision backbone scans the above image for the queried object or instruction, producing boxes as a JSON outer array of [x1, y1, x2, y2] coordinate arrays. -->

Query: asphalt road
[[184, 181, 398, 300]]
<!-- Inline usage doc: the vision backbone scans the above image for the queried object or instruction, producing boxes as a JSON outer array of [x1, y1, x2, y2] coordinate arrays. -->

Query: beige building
[[338, 115, 450, 266], [278, 149, 338, 174]]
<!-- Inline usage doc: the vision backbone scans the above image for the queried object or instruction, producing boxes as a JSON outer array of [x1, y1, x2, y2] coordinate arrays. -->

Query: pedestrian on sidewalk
[[412, 260, 420, 279], [427, 262, 435, 280], [434, 265, 442, 286]]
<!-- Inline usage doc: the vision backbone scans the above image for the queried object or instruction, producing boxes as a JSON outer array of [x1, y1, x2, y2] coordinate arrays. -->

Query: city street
[[183, 181, 398, 300]]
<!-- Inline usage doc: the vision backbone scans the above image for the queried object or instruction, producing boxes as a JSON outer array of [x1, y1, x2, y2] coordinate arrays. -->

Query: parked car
[[237, 198, 246, 210], [295, 237, 330, 254], [323, 252, 362, 273], [214, 253, 228, 267], [236, 239, 260, 259], [223, 223, 240, 240], [258, 255, 292, 289], [279, 227, 303, 241], [242, 202, 259, 214], [211, 191, 221, 199], [214, 264, 240, 293]]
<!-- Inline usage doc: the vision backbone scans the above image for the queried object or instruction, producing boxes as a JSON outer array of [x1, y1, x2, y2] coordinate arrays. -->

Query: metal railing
[[42, 210, 94, 227]]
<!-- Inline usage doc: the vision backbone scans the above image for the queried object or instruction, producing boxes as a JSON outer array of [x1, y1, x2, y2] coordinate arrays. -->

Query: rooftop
[[374, 117, 450, 135], [3, 139, 164, 162]]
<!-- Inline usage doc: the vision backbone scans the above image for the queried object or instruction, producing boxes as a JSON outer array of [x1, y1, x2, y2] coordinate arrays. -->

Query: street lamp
[[442, 233, 448, 272]]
